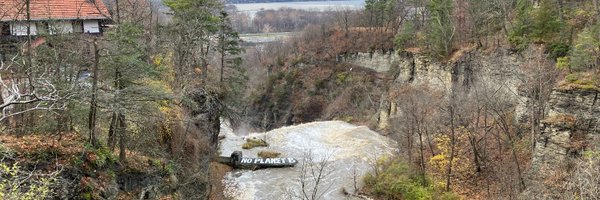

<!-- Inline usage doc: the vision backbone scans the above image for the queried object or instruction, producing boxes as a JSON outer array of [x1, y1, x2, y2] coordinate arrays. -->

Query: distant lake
[[231, 0, 365, 16]]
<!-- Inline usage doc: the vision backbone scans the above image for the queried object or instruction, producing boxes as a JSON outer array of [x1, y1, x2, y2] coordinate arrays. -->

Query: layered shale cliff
[[533, 88, 599, 167], [366, 47, 599, 199], [375, 48, 527, 132], [521, 81, 600, 199]]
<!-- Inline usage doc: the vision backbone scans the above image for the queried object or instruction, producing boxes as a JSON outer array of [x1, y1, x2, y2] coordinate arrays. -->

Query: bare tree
[[519, 47, 560, 153], [566, 149, 600, 199], [392, 84, 442, 179], [0, 54, 77, 123], [286, 151, 333, 200]]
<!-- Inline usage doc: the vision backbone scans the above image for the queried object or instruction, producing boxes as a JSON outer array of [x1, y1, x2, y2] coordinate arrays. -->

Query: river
[[219, 121, 397, 200], [230, 0, 365, 17]]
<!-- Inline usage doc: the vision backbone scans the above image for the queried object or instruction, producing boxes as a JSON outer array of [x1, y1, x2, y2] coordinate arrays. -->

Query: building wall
[[10, 22, 37, 36], [6, 20, 102, 36], [50, 21, 74, 34]]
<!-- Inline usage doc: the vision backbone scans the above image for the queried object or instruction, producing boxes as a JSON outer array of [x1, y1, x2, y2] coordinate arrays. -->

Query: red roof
[[0, 0, 111, 21]]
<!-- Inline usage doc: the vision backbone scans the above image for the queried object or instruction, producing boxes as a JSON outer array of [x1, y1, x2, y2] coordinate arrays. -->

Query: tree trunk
[[220, 43, 225, 83], [115, 0, 121, 23], [418, 127, 426, 184], [425, 128, 435, 156], [88, 38, 100, 147], [468, 134, 482, 172], [108, 112, 118, 151], [495, 109, 526, 191], [556, 0, 564, 21], [446, 104, 456, 192], [118, 113, 127, 163]]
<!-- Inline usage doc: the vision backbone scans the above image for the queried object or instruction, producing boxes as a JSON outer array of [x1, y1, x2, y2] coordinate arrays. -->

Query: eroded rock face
[[532, 89, 599, 168], [376, 49, 526, 130], [522, 88, 599, 199], [219, 121, 397, 200], [342, 51, 400, 73]]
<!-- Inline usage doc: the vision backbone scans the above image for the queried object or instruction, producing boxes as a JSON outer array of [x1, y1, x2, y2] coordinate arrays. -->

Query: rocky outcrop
[[189, 88, 223, 148], [521, 87, 599, 199], [342, 51, 399, 73], [532, 89, 599, 169], [375, 49, 526, 130]]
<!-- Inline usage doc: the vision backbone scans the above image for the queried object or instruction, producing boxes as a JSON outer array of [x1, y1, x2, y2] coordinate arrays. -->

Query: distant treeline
[[226, 0, 345, 4], [230, 8, 361, 33]]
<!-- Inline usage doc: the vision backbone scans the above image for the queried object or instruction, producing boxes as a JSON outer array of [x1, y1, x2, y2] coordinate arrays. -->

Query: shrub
[[0, 143, 14, 158], [556, 57, 570, 71], [547, 43, 569, 60], [257, 151, 281, 158], [0, 162, 57, 200], [559, 73, 600, 91], [242, 138, 268, 149], [508, 34, 528, 52], [566, 74, 578, 83], [363, 157, 460, 200], [542, 114, 576, 128], [336, 72, 350, 85], [84, 144, 117, 169]]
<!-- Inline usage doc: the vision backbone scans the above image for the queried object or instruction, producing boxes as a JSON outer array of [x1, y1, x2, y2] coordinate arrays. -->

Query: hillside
[[1, 0, 600, 199]]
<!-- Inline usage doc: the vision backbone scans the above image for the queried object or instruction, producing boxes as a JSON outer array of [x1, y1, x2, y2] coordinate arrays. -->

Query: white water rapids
[[219, 121, 397, 200]]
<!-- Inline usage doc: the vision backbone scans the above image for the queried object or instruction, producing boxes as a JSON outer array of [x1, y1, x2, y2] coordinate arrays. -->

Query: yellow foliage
[[0, 162, 54, 200], [257, 151, 281, 158], [429, 127, 473, 179], [242, 138, 268, 149], [150, 52, 176, 86]]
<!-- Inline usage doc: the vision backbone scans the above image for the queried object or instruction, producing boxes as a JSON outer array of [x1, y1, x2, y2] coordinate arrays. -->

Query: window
[[72, 20, 83, 33], [83, 20, 100, 33]]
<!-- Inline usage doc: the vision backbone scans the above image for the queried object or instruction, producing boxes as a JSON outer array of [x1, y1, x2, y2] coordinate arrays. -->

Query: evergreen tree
[[102, 22, 168, 162], [426, 0, 455, 58], [165, 0, 222, 89], [217, 11, 244, 84], [570, 23, 600, 71], [530, 0, 563, 43], [394, 21, 416, 50], [217, 11, 247, 123], [508, 0, 533, 50]]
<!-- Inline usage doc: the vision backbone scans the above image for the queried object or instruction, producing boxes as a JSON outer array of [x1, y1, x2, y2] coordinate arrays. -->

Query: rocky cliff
[[341, 51, 400, 73], [358, 47, 599, 198], [376, 49, 527, 131], [521, 81, 600, 199], [533, 88, 599, 168]]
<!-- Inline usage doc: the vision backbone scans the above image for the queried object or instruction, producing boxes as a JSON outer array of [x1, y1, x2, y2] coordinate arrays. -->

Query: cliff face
[[374, 48, 599, 160], [376, 49, 526, 131], [520, 86, 600, 199], [362, 47, 599, 198], [532, 89, 599, 168], [342, 51, 400, 73]]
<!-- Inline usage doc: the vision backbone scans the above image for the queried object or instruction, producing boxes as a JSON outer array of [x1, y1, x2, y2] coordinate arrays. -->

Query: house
[[0, 0, 111, 36]]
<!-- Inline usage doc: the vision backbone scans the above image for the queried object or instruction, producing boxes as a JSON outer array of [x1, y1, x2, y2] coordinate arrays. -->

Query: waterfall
[[219, 121, 397, 200]]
